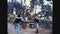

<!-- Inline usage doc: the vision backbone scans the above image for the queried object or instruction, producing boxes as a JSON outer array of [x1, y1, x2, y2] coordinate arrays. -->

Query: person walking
[[14, 15, 22, 34], [34, 16, 39, 33]]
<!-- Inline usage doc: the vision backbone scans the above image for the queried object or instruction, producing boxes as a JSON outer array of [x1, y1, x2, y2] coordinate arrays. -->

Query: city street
[[8, 23, 52, 34]]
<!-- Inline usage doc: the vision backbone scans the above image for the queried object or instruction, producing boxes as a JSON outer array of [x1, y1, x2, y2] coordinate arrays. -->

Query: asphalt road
[[8, 23, 52, 34]]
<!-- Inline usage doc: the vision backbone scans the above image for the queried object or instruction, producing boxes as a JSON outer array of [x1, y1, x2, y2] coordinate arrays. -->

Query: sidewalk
[[8, 23, 52, 34]]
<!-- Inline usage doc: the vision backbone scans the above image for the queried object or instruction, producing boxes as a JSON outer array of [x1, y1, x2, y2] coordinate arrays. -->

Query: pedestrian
[[21, 16, 27, 29], [34, 16, 39, 33], [14, 15, 22, 34]]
